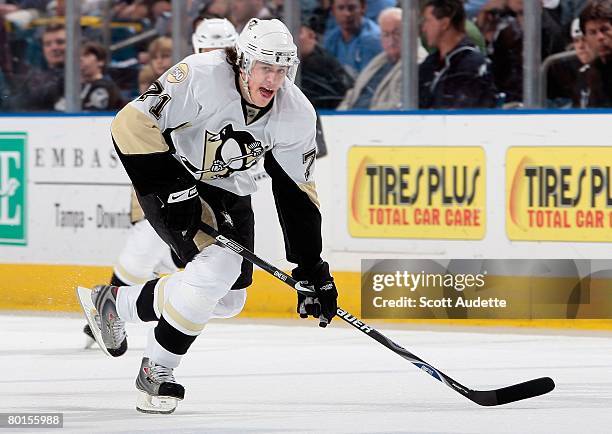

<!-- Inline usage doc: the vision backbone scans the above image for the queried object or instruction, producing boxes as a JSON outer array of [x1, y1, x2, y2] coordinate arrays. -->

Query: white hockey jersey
[[111, 50, 318, 199], [111, 50, 322, 267]]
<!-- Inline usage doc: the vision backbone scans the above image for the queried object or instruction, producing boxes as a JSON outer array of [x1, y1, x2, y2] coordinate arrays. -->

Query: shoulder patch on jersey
[[166, 63, 189, 84]]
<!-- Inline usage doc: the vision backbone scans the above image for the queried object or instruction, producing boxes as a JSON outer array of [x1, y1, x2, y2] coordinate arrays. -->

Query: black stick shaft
[[199, 223, 468, 390], [199, 221, 554, 406]]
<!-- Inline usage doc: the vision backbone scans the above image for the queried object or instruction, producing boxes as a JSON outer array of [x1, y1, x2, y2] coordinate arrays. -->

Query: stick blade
[[468, 377, 555, 406]]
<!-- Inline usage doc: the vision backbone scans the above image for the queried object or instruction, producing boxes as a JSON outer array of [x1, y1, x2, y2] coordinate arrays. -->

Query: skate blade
[[76, 286, 112, 357], [136, 391, 179, 414], [83, 335, 96, 350]]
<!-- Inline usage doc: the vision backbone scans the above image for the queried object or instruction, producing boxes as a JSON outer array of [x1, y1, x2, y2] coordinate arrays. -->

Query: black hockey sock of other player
[[136, 279, 159, 322], [155, 315, 197, 355]]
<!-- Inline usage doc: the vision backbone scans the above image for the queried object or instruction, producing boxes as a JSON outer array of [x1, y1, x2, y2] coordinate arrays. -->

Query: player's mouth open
[[259, 87, 274, 98]]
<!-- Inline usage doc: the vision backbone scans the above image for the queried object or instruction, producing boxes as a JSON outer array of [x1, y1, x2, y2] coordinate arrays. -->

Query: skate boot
[[135, 357, 185, 414], [91, 285, 127, 357]]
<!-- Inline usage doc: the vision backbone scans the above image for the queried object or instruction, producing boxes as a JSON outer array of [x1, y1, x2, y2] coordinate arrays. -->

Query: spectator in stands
[[339, 7, 427, 110], [323, 0, 382, 78], [268, 0, 284, 16], [324, 1, 401, 34], [580, 0, 612, 106], [229, 0, 273, 32], [365, 0, 396, 22], [147, 36, 173, 79], [0, 1, 48, 29], [9, 23, 65, 111], [419, 0, 497, 109], [45, 0, 65, 17], [113, 0, 150, 21], [509, 0, 567, 58], [477, 0, 570, 104], [299, 21, 354, 109], [51, 41, 123, 111], [572, 17, 596, 65], [546, 18, 594, 107], [477, 1, 522, 102], [78, 42, 123, 110], [152, 0, 171, 18], [464, 0, 489, 18], [0, 16, 10, 109], [200, 0, 230, 18]]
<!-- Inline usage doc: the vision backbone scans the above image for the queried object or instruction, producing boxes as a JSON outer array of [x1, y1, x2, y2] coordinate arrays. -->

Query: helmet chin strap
[[238, 70, 255, 105]]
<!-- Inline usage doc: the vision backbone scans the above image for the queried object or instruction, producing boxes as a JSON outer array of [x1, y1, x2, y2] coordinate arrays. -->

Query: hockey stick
[[199, 222, 555, 406]]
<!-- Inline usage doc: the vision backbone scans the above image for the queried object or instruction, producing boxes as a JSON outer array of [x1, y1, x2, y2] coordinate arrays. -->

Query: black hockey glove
[[157, 178, 201, 235], [292, 260, 338, 328]]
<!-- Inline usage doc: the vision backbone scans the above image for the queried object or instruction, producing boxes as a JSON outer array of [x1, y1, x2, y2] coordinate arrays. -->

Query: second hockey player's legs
[[83, 219, 179, 348], [114, 219, 179, 285]]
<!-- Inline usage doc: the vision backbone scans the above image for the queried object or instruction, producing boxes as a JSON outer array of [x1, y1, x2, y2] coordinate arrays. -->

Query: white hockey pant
[[113, 219, 178, 285], [117, 244, 245, 368]]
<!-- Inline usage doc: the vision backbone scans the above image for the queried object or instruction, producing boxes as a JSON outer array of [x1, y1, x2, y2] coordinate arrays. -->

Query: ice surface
[[0, 313, 610, 433]]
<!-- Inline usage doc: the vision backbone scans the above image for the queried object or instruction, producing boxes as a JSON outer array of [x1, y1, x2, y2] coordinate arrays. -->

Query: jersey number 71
[[137, 80, 172, 119]]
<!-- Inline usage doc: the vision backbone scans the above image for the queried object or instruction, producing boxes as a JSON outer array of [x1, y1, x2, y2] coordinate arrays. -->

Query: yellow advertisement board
[[507, 147, 612, 241], [348, 146, 486, 239]]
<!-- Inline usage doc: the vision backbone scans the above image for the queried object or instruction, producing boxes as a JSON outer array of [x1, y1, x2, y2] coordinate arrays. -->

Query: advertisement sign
[[507, 147, 612, 241], [0, 132, 27, 245], [348, 146, 486, 239]]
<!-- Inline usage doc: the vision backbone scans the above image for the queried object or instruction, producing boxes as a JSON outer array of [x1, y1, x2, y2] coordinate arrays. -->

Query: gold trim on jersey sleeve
[[111, 104, 168, 155], [298, 181, 320, 209], [130, 188, 145, 223]]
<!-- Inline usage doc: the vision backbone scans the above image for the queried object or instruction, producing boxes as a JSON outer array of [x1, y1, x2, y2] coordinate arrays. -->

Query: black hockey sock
[[110, 273, 128, 287], [154, 315, 197, 355], [136, 279, 159, 322]]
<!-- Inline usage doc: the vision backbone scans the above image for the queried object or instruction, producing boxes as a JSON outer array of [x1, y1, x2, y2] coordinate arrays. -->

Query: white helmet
[[235, 18, 299, 81], [192, 18, 237, 53]]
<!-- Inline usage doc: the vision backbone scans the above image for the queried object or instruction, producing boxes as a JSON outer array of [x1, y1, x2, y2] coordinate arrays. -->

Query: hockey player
[[84, 18, 338, 414], [83, 18, 241, 348], [192, 17, 237, 53]]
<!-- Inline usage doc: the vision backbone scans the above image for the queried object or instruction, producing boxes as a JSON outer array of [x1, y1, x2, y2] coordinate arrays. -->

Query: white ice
[[0, 313, 610, 434]]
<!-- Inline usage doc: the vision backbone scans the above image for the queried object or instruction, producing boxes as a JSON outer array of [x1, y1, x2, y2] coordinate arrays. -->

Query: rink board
[[2, 112, 612, 329], [1, 263, 611, 330]]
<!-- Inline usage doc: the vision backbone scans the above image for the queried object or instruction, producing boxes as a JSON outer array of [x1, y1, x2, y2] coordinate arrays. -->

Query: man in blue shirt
[[323, 0, 382, 77]]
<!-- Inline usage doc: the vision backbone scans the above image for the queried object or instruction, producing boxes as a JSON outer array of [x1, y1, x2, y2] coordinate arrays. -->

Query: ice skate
[[83, 309, 102, 349], [92, 285, 127, 357], [76, 285, 127, 357], [135, 357, 185, 414], [83, 323, 97, 349]]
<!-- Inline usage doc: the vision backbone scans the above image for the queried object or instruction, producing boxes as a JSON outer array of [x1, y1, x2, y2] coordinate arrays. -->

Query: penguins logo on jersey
[[181, 124, 265, 180]]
